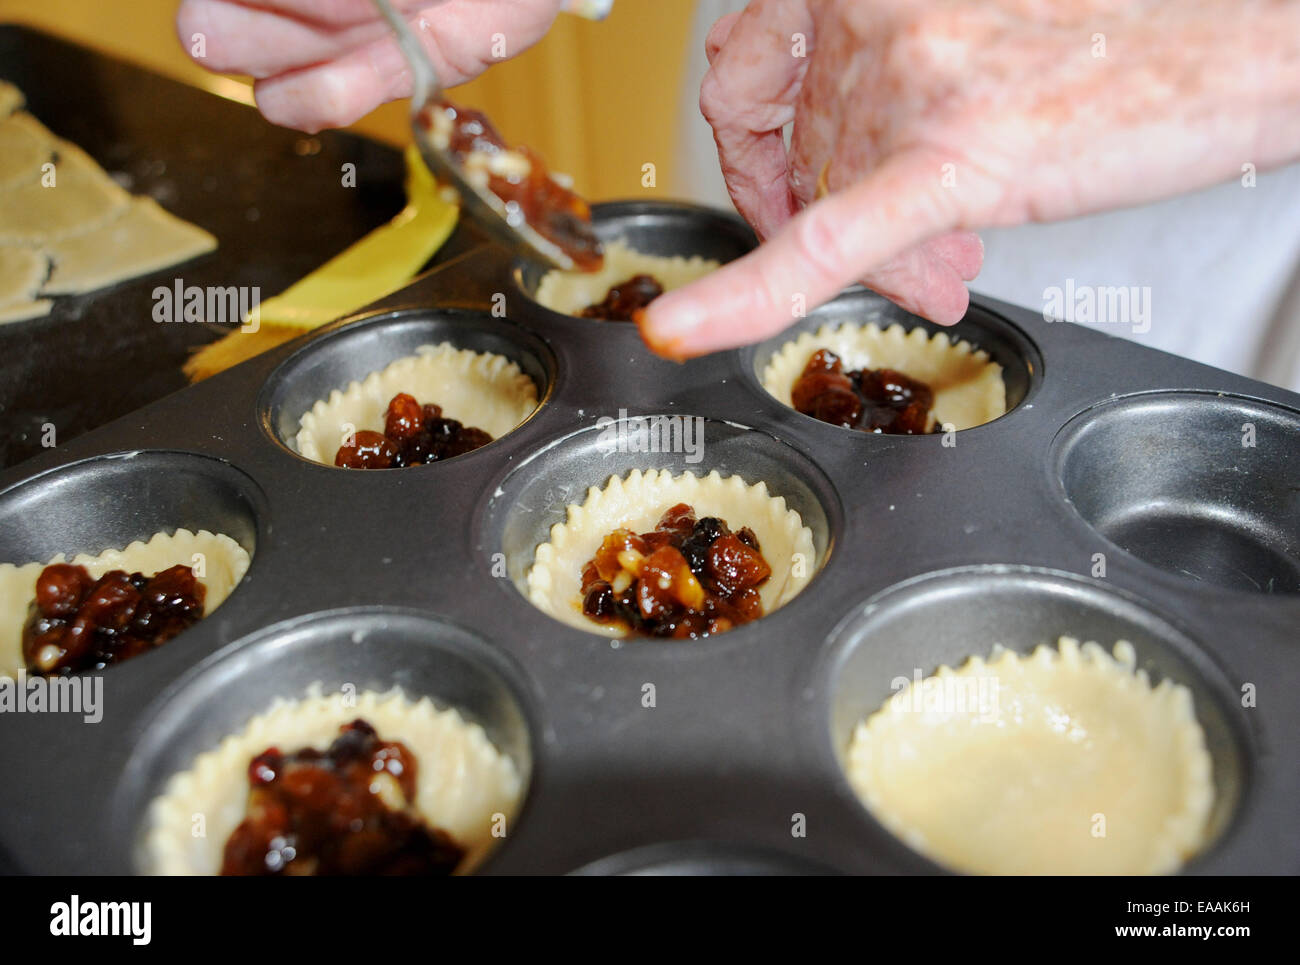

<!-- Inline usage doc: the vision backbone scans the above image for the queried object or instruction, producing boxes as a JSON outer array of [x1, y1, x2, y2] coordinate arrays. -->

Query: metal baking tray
[[0, 24, 486, 469], [1, 200, 1296, 875]]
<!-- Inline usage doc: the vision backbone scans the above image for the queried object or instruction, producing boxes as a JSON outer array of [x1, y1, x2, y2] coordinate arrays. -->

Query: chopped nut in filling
[[580, 503, 771, 638], [419, 99, 603, 271]]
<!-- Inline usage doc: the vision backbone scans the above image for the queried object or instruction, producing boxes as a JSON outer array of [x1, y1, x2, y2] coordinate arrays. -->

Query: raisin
[[33, 563, 92, 617], [791, 347, 939, 435], [707, 534, 772, 596], [655, 503, 697, 540], [808, 382, 863, 428], [805, 348, 844, 374], [580, 274, 665, 321], [383, 392, 425, 441], [335, 430, 398, 469], [248, 750, 281, 786], [613, 583, 642, 629], [583, 581, 617, 620], [76, 572, 141, 634], [443, 426, 492, 458], [143, 564, 205, 614], [891, 400, 932, 435], [336, 394, 494, 469], [405, 429, 442, 465], [22, 561, 205, 676], [221, 719, 465, 876], [692, 517, 729, 544], [680, 536, 711, 577], [859, 368, 933, 410], [578, 505, 773, 639], [792, 369, 854, 416]]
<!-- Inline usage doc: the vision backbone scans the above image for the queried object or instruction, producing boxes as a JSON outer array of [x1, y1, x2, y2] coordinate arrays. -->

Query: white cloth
[[675, 0, 1300, 392]]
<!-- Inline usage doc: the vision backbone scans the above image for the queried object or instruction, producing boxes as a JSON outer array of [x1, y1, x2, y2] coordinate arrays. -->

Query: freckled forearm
[[1254, 2, 1300, 151], [1207, 0, 1300, 168], [1086, 1, 1300, 173]]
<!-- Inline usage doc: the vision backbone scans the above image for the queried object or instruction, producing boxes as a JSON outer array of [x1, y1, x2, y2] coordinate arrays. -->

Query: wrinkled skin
[[180, 0, 1300, 358], [639, 0, 1300, 358]]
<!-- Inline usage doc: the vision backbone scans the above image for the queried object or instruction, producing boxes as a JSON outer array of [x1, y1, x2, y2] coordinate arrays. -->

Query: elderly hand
[[176, 0, 568, 132], [639, 0, 1300, 359]]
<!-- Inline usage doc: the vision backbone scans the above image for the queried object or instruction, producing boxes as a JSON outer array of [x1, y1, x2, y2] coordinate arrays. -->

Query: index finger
[[638, 149, 962, 359]]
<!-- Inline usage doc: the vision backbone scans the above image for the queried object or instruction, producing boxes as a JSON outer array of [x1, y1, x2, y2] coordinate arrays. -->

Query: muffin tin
[[0, 200, 1296, 875]]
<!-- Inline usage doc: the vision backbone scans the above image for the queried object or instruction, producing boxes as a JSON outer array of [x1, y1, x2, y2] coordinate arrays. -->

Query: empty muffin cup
[[1052, 392, 1300, 594]]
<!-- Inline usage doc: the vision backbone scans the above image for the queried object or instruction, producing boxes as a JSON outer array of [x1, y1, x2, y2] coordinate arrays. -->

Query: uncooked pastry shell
[[143, 687, 524, 874], [295, 342, 538, 464], [533, 239, 719, 316], [845, 637, 1214, 875], [761, 322, 1006, 431], [527, 468, 816, 636], [0, 529, 251, 678]]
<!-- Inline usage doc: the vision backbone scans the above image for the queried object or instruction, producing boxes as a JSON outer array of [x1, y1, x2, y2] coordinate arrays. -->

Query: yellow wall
[[0, 0, 694, 200]]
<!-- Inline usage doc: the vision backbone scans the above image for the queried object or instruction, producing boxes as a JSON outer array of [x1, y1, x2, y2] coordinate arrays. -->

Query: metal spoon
[[371, 0, 599, 271]]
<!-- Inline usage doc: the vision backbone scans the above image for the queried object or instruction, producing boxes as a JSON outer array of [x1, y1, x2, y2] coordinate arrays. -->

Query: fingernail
[[635, 305, 692, 362]]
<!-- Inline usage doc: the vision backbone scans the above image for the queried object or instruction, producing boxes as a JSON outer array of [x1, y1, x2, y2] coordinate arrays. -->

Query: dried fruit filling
[[334, 392, 493, 469], [419, 100, 604, 272], [22, 562, 205, 676], [221, 719, 465, 876], [580, 274, 664, 321], [791, 348, 938, 434], [580, 503, 772, 638]]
